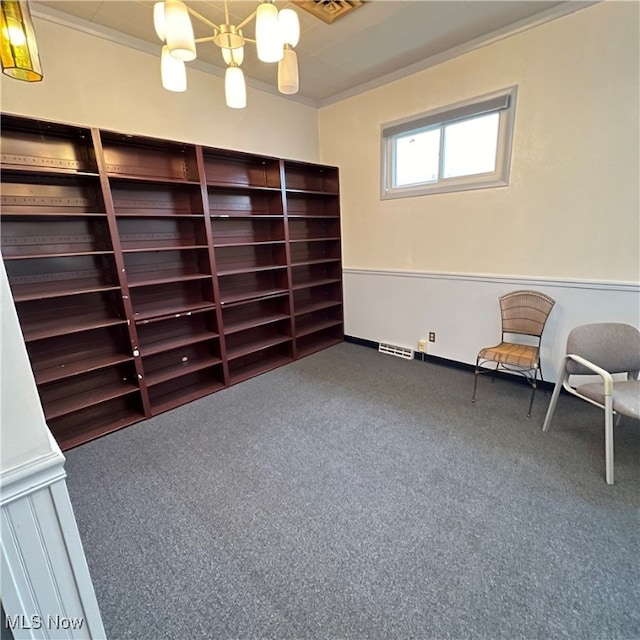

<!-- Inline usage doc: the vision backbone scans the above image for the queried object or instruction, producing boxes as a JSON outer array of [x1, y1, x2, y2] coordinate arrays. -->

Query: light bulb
[[164, 0, 196, 62], [161, 45, 187, 91], [225, 66, 246, 109], [279, 9, 299, 48], [153, 2, 165, 41], [5, 21, 26, 46], [278, 47, 298, 95], [255, 2, 283, 63]]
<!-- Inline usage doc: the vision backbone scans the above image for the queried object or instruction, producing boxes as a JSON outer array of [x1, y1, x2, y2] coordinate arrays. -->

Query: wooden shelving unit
[[284, 160, 343, 358], [0, 115, 146, 448], [1, 114, 343, 450]]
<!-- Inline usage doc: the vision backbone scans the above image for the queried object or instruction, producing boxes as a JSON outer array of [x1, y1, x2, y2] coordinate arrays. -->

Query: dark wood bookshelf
[[226, 331, 292, 361], [294, 298, 343, 316], [41, 367, 140, 420], [145, 354, 223, 387], [286, 195, 340, 217], [131, 297, 216, 322], [101, 132, 199, 183], [47, 397, 145, 449], [283, 160, 339, 193], [222, 296, 291, 335], [296, 332, 342, 358], [16, 291, 127, 342], [1, 115, 98, 175], [137, 310, 219, 357], [118, 216, 208, 251], [34, 353, 135, 386], [27, 324, 134, 385], [1, 113, 343, 450], [10, 281, 121, 303], [148, 371, 225, 417], [211, 217, 285, 246], [202, 150, 280, 189], [295, 308, 343, 336], [228, 349, 292, 386]]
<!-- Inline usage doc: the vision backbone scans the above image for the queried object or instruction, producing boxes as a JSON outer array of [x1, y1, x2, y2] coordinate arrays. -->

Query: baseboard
[[344, 335, 378, 349], [344, 334, 555, 392]]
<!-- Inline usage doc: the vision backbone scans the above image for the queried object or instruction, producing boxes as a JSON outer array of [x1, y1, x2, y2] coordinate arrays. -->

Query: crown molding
[[318, 1, 600, 107]]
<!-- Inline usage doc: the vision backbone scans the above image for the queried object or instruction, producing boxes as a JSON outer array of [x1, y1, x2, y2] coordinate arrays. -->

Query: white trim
[[342, 267, 640, 293], [1, 451, 66, 508]]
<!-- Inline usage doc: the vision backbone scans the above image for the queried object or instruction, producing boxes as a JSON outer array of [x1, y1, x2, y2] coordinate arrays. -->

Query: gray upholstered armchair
[[542, 322, 640, 484]]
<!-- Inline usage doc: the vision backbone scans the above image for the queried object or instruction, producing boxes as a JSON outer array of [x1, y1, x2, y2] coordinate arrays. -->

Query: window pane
[[394, 128, 441, 187], [442, 113, 499, 179]]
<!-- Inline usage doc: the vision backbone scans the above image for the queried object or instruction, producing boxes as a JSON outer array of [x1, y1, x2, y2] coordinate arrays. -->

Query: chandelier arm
[[194, 36, 217, 44], [185, 6, 220, 31], [236, 10, 258, 31]]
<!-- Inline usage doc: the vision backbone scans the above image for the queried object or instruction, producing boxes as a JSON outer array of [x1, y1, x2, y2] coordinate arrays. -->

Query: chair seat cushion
[[478, 342, 539, 368], [576, 380, 640, 419]]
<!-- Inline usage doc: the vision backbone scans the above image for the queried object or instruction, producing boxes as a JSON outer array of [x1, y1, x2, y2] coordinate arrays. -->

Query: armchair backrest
[[565, 323, 640, 375]]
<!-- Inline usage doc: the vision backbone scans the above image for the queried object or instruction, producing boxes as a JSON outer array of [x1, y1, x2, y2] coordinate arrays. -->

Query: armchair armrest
[[565, 354, 614, 395]]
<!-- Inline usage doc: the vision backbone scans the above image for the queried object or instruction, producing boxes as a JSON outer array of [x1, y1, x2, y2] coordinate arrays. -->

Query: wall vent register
[[378, 342, 414, 360]]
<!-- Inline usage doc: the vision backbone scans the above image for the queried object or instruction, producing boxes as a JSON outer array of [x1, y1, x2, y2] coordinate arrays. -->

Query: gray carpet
[[64, 342, 640, 640]]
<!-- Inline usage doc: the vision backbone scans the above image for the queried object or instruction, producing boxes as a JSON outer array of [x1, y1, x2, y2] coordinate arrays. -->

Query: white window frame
[[381, 86, 517, 200]]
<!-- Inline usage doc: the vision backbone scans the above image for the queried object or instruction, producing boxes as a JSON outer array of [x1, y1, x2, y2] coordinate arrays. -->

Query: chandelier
[[153, 0, 300, 109]]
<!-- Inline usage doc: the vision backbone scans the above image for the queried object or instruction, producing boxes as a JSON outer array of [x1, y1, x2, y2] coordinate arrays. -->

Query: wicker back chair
[[471, 290, 556, 417]]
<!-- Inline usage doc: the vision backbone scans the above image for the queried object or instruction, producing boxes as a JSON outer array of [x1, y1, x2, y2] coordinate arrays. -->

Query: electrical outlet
[[418, 339, 427, 353], [428, 332, 436, 343]]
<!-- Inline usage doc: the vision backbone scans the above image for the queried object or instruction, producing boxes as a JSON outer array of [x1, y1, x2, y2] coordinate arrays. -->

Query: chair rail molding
[[342, 267, 640, 293]]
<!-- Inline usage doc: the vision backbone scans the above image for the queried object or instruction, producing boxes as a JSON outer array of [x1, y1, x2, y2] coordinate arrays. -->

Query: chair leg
[[542, 371, 567, 432], [527, 376, 537, 418], [472, 358, 480, 402], [605, 395, 614, 485]]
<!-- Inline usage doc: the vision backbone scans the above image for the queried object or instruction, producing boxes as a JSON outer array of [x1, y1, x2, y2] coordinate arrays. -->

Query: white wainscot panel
[[343, 268, 640, 383], [1, 452, 106, 640]]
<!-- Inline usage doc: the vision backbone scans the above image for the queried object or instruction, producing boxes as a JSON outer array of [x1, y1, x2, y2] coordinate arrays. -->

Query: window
[[381, 87, 517, 199]]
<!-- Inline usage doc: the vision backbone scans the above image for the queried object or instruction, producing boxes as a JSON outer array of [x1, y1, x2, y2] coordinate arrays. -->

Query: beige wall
[[0, 14, 320, 161], [318, 1, 640, 283]]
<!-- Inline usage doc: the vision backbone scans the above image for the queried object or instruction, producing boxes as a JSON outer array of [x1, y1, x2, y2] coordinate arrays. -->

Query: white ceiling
[[31, 0, 595, 106]]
